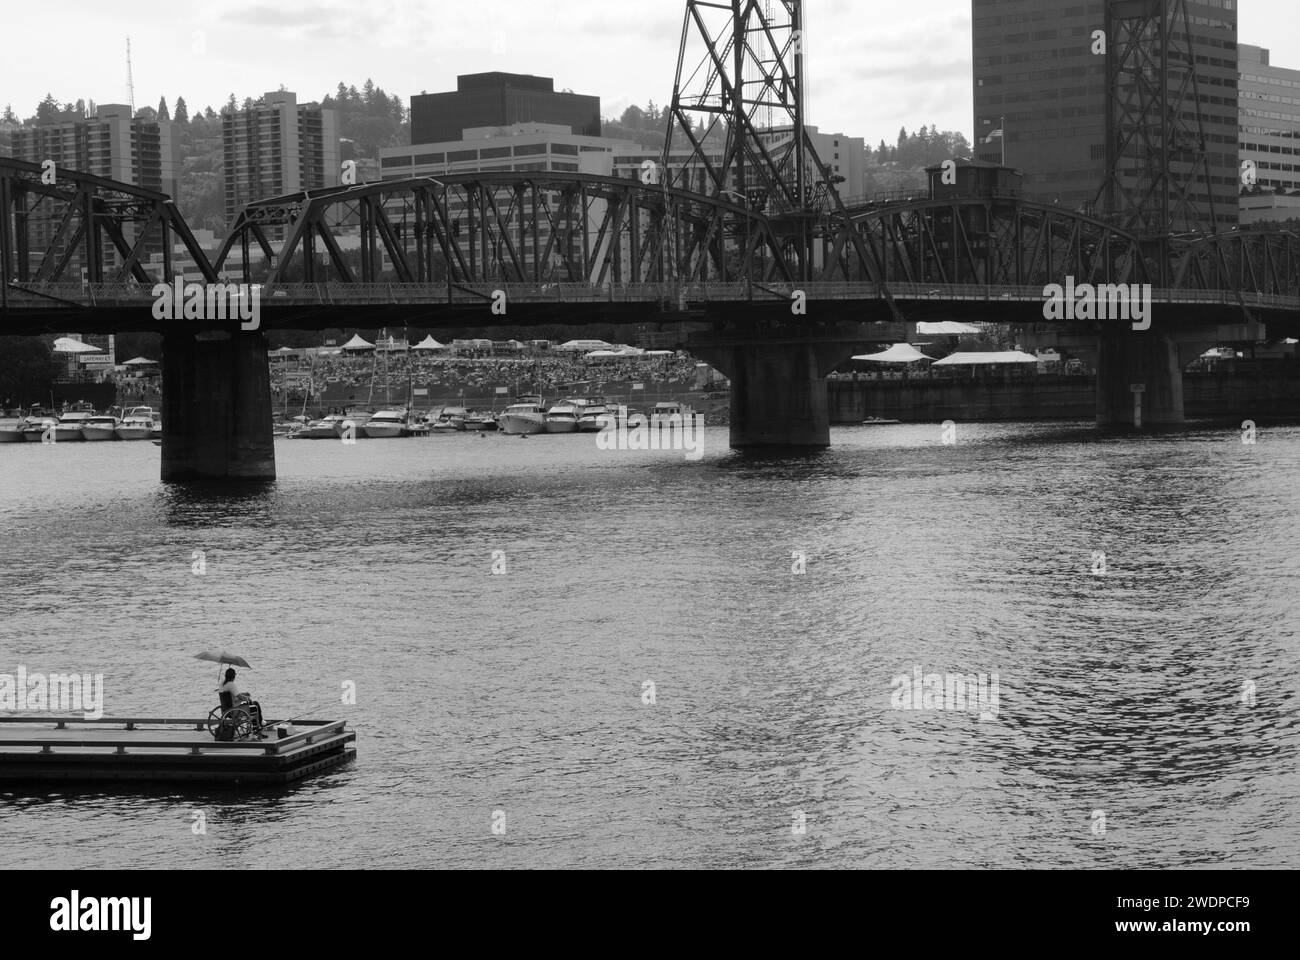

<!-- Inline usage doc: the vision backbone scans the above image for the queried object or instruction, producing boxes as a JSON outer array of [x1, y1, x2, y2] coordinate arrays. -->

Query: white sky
[[2, 1, 1297, 146]]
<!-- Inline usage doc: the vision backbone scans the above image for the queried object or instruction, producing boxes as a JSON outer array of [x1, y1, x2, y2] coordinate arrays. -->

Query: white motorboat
[[115, 415, 155, 441], [576, 397, 611, 433], [498, 397, 547, 435], [649, 401, 699, 429], [292, 414, 349, 439], [362, 410, 406, 439], [80, 415, 121, 441], [52, 411, 93, 442], [21, 417, 58, 442], [544, 400, 581, 434], [428, 407, 467, 432]]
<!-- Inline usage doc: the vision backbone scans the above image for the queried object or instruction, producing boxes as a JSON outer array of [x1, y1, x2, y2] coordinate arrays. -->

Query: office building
[[410, 73, 601, 144], [1238, 43, 1300, 223], [971, 0, 1238, 232]]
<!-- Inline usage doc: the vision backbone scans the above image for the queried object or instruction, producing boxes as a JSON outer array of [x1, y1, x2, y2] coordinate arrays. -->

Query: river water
[[1, 422, 1297, 868]]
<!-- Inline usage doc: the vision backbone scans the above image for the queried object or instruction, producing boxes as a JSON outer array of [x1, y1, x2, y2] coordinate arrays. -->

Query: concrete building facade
[[1238, 43, 1300, 224], [971, 0, 1239, 232], [222, 91, 340, 226], [7, 104, 178, 196]]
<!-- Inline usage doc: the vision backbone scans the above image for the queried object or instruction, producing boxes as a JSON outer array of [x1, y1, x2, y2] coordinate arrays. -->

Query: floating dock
[[0, 717, 356, 785]]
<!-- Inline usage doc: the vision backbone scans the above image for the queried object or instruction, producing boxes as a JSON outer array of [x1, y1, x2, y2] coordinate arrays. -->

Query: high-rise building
[[410, 73, 601, 144], [1238, 43, 1300, 224], [222, 91, 340, 226], [7, 104, 178, 196], [971, 0, 1238, 233], [6, 105, 180, 277]]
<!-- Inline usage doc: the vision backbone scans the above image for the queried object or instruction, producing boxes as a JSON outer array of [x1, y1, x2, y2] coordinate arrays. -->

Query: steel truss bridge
[[1, 0, 1298, 337]]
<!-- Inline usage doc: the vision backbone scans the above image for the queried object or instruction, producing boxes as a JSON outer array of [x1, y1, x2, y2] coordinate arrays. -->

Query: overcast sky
[[3, 1, 1297, 146]]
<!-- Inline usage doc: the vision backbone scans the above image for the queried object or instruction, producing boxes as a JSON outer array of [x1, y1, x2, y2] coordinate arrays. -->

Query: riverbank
[[829, 369, 1300, 423]]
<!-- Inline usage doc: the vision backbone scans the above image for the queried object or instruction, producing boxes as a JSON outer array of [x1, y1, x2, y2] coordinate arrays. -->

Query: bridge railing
[[4, 280, 1297, 312]]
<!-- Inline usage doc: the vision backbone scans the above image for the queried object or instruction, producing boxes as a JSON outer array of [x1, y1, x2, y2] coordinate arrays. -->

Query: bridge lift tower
[[663, 0, 847, 282], [1099, 0, 1221, 250]]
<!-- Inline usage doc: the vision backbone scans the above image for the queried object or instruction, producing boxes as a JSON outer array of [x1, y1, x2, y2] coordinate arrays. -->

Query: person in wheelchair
[[216, 668, 265, 740]]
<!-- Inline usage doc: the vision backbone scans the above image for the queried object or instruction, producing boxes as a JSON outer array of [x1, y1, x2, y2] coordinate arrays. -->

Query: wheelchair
[[207, 691, 266, 742]]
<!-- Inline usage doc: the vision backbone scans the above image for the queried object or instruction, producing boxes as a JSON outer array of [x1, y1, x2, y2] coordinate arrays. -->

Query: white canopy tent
[[341, 334, 375, 352], [932, 350, 1039, 366], [852, 344, 934, 364], [916, 321, 982, 336], [52, 337, 101, 354], [556, 339, 614, 352], [412, 336, 448, 351], [584, 350, 624, 359], [122, 356, 158, 366]]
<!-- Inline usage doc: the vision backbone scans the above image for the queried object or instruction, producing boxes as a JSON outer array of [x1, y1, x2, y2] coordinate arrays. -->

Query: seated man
[[216, 668, 265, 739]]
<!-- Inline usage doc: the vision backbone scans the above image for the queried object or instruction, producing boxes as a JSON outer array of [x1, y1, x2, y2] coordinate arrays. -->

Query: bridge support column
[[161, 330, 275, 481], [691, 319, 909, 448], [1096, 328, 1184, 429]]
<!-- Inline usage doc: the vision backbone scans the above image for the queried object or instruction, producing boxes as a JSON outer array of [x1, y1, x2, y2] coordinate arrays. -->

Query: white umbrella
[[52, 337, 102, 354]]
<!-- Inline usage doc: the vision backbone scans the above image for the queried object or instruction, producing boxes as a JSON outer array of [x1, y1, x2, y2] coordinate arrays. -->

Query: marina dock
[[0, 717, 355, 785]]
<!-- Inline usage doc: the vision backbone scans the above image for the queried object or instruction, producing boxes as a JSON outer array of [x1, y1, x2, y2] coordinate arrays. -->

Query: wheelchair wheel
[[206, 706, 224, 737], [226, 707, 254, 741]]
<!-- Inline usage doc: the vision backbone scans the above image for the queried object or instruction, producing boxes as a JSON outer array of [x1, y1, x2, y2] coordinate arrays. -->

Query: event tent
[[341, 334, 375, 351], [851, 344, 934, 364], [931, 350, 1039, 366], [122, 356, 158, 366], [52, 337, 101, 353], [413, 336, 447, 351], [556, 339, 614, 352], [916, 321, 982, 336]]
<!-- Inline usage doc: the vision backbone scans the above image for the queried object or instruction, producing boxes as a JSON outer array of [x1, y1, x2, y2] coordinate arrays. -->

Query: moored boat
[[429, 407, 467, 432], [53, 411, 93, 442], [544, 399, 581, 434], [81, 415, 121, 441], [21, 417, 58, 442], [115, 414, 155, 441], [293, 414, 349, 439], [462, 410, 498, 431], [498, 396, 547, 435], [362, 410, 406, 439]]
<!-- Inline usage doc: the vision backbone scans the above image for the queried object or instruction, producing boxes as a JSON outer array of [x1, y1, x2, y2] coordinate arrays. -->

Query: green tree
[[157, 96, 169, 121], [0, 337, 53, 408], [173, 97, 189, 123]]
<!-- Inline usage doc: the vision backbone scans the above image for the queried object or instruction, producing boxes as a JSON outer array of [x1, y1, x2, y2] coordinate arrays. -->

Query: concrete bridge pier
[[161, 330, 276, 481], [691, 320, 909, 447], [1096, 327, 1184, 429]]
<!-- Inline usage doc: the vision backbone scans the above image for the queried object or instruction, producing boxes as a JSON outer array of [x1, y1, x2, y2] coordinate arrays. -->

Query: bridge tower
[[664, 0, 839, 281], [1095, 0, 1227, 428]]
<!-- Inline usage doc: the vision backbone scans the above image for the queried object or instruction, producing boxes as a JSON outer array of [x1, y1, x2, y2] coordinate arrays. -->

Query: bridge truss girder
[[212, 173, 789, 288], [0, 157, 216, 288]]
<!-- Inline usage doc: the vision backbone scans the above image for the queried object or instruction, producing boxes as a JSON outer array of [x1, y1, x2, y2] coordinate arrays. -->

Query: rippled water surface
[[1, 423, 1297, 868]]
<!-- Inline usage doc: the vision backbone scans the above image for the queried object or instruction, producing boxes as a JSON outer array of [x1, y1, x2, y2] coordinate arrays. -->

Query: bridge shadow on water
[[156, 478, 277, 528]]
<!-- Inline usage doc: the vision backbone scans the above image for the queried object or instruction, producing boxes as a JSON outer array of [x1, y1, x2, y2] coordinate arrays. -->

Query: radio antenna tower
[[126, 38, 136, 116]]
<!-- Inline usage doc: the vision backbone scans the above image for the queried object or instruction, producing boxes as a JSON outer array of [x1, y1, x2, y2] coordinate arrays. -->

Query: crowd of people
[[271, 351, 707, 398]]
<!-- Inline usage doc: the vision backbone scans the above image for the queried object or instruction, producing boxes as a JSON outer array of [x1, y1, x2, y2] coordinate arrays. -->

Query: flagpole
[[1001, 115, 1006, 166]]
